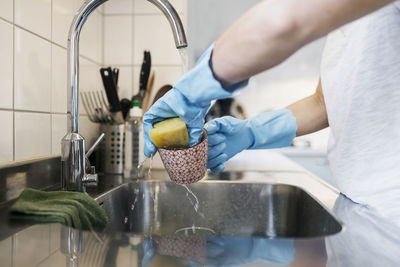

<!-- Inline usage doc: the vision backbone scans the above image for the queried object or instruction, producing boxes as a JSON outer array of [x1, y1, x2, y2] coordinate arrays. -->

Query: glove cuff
[[174, 44, 248, 106], [247, 108, 298, 149], [250, 239, 295, 265]]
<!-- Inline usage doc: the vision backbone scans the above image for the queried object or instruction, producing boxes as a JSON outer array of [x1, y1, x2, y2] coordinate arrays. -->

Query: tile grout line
[[4, 0, 103, 164], [11, 234, 15, 267], [34, 247, 60, 267], [0, 16, 13, 25], [12, 24, 102, 66], [103, 12, 185, 17], [0, 107, 90, 118], [50, 0, 53, 155], [131, 3, 135, 96], [12, 0, 15, 162], [103, 64, 184, 67]]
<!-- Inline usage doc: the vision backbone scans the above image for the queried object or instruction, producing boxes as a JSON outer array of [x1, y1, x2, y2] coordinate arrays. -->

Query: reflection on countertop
[[326, 194, 400, 266], [1, 183, 399, 266]]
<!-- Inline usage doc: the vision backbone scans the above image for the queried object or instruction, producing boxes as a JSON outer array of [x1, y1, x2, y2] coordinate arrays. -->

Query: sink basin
[[96, 180, 342, 238]]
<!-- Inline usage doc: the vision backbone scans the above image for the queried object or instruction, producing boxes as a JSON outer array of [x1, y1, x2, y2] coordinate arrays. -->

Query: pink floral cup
[[158, 130, 208, 184]]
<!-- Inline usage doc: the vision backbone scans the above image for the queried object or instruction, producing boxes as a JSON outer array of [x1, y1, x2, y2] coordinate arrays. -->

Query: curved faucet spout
[[147, 0, 188, 48], [68, 0, 108, 134], [63, 0, 187, 191]]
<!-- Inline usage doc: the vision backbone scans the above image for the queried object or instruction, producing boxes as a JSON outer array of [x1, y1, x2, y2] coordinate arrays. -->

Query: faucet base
[[61, 133, 85, 191]]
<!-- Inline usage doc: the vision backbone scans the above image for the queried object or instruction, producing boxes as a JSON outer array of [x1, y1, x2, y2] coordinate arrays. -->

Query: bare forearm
[[212, 0, 393, 86], [287, 80, 328, 136]]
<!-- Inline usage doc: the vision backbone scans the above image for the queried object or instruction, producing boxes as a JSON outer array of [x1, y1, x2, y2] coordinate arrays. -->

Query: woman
[[143, 0, 400, 223]]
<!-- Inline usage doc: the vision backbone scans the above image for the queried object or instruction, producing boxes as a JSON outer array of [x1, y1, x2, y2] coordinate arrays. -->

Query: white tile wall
[[49, 224, 61, 253], [13, 225, 51, 267], [0, 20, 13, 109], [101, 0, 187, 170], [15, 112, 51, 161], [0, 0, 105, 164], [14, 28, 52, 112], [51, 45, 68, 113], [0, 0, 13, 22], [52, 0, 78, 48], [104, 15, 133, 65], [133, 0, 185, 14], [133, 15, 183, 65], [0, 111, 13, 163], [80, 115, 101, 148], [51, 114, 67, 154], [103, 0, 186, 106], [37, 250, 67, 267], [0, 0, 186, 164], [0, 237, 12, 267], [15, 0, 52, 39], [104, 0, 134, 15], [79, 58, 104, 118], [81, 11, 103, 63]]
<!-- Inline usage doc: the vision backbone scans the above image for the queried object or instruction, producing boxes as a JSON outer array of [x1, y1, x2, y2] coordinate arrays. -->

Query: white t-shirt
[[320, 1, 400, 223]]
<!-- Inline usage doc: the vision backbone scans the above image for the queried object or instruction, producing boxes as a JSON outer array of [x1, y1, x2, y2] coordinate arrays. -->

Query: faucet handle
[[86, 133, 105, 158], [83, 166, 98, 188], [83, 133, 104, 189]]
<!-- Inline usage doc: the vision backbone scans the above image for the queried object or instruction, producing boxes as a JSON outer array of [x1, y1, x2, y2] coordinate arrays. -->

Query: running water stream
[[137, 156, 153, 179], [178, 47, 189, 73], [181, 184, 199, 212], [177, 47, 205, 220], [181, 184, 205, 218]]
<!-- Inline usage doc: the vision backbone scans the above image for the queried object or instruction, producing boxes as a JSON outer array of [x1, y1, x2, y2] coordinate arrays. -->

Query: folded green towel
[[9, 188, 108, 232]]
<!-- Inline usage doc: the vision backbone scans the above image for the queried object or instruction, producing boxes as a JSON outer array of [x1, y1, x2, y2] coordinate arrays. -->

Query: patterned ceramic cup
[[158, 130, 208, 184]]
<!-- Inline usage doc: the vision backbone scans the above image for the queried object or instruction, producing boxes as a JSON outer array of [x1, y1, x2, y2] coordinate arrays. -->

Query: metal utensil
[[81, 91, 114, 123]]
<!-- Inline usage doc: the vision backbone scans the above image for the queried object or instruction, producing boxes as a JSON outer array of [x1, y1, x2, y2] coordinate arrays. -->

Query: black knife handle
[[100, 67, 121, 112], [139, 51, 151, 92]]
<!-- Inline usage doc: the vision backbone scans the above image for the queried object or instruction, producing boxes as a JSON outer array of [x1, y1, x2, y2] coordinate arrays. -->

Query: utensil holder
[[100, 124, 125, 174]]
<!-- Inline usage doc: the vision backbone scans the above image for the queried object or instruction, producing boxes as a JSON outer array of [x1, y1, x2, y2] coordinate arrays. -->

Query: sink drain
[[174, 226, 216, 236]]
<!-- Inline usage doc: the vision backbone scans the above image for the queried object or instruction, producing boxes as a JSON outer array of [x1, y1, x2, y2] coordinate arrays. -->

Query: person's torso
[[320, 1, 400, 222]]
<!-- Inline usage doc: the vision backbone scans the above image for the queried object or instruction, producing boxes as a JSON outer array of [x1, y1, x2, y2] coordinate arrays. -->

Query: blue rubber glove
[[143, 45, 248, 158], [205, 237, 295, 267], [141, 238, 156, 267], [205, 109, 297, 172]]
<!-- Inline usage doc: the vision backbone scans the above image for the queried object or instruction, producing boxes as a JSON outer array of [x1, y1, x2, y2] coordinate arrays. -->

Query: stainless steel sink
[[96, 180, 342, 238]]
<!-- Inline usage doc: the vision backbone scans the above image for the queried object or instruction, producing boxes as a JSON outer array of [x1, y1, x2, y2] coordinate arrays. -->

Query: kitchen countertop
[[0, 150, 399, 266]]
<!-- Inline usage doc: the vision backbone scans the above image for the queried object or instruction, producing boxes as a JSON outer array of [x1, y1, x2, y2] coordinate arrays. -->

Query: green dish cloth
[[9, 188, 108, 232]]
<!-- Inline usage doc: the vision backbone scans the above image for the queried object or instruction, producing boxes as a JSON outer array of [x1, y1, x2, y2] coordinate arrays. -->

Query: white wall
[[0, 0, 328, 166], [0, 0, 103, 164], [0, 0, 186, 166], [187, 0, 329, 150], [103, 0, 187, 104], [236, 38, 330, 150], [102, 0, 188, 169]]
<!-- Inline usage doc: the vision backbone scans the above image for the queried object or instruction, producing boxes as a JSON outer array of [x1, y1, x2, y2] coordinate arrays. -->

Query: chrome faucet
[[61, 0, 187, 191]]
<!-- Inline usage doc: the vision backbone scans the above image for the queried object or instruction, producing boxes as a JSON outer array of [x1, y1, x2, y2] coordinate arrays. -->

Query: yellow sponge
[[150, 117, 189, 149]]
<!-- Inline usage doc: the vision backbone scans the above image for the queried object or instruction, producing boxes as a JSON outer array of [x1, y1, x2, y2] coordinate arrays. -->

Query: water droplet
[[148, 155, 154, 179]]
